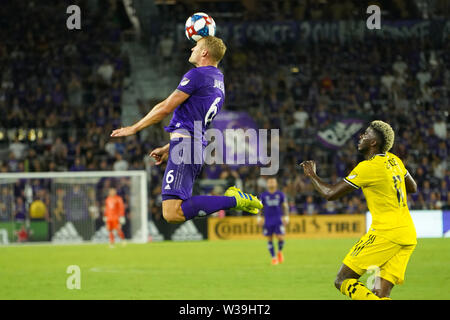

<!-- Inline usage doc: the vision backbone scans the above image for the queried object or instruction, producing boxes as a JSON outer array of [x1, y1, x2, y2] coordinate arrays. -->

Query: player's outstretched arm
[[150, 143, 170, 165], [110, 89, 190, 137], [300, 160, 355, 201]]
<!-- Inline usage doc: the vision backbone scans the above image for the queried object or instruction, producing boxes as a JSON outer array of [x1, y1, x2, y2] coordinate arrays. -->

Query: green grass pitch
[[1, 238, 449, 300]]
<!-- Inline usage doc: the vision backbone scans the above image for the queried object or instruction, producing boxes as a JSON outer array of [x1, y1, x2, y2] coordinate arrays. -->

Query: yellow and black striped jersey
[[344, 152, 417, 245]]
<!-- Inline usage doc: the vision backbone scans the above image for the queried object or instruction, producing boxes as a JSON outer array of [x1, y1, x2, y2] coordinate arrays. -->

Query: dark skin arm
[[405, 173, 417, 194], [300, 160, 355, 201]]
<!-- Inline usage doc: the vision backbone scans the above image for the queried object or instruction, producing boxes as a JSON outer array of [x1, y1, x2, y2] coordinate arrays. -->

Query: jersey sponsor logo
[[180, 77, 190, 86], [265, 198, 281, 206], [347, 174, 357, 180], [264, 194, 282, 207]]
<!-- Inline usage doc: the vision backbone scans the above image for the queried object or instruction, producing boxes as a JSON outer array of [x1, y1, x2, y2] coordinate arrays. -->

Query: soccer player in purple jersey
[[110, 36, 262, 224], [258, 177, 289, 265]]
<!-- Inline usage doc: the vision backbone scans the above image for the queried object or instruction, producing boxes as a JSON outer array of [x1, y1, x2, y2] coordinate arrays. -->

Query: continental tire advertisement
[[208, 215, 366, 240]]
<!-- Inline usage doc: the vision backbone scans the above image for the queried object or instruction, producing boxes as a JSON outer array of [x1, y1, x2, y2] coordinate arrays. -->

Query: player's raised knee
[[162, 213, 181, 224], [162, 199, 186, 224], [162, 207, 186, 224]]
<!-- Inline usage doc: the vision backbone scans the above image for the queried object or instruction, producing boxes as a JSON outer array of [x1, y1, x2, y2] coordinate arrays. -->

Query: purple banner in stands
[[210, 111, 261, 167], [317, 118, 365, 150], [176, 20, 448, 45]]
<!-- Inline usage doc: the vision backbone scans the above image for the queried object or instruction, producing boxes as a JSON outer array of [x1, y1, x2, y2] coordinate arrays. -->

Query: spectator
[[97, 58, 115, 84], [14, 197, 27, 222], [0, 187, 14, 221], [303, 195, 318, 215], [9, 137, 27, 160], [67, 73, 83, 108], [416, 67, 432, 89], [64, 185, 89, 222], [433, 117, 447, 140], [381, 70, 395, 92], [323, 200, 338, 215], [113, 152, 129, 171], [51, 137, 68, 161], [70, 157, 86, 172], [393, 55, 408, 77], [7, 152, 19, 172], [29, 197, 49, 221], [158, 33, 175, 74], [293, 106, 309, 131]]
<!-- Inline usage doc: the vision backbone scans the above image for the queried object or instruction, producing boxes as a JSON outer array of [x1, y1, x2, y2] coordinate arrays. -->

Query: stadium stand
[[0, 0, 448, 224]]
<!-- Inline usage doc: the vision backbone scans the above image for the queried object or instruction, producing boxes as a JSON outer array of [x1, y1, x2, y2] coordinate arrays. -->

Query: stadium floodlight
[[0, 171, 148, 244]]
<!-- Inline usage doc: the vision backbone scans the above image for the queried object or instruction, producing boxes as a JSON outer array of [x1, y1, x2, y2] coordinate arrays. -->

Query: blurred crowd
[[154, 0, 448, 23], [205, 38, 448, 214], [0, 1, 134, 173], [150, 1, 449, 217], [0, 1, 137, 229], [0, 1, 448, 225]]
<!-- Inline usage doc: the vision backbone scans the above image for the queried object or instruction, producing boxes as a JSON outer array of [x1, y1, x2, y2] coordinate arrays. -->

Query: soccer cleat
[[271, 257, 279, 265], [277, 251, 284, 263], [224, 186, 263, 214]]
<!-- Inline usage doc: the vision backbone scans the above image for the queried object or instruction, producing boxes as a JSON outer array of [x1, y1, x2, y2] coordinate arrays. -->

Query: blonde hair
[[200, 36, 227, 63], [369, 120, 395, 153]]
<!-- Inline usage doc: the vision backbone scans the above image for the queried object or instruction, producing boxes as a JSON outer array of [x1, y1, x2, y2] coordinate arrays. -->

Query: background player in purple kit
[[110, 36, 262, 224], [258, 177, 289, 265]]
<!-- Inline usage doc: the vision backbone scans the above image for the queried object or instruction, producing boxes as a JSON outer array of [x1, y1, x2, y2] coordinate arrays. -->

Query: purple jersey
[[260, 190, 285, 226], [165, 66, 225, 143]]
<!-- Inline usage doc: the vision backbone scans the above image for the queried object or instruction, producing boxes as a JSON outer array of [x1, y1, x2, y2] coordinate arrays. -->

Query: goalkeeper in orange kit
[[104, 188, 126, 247]]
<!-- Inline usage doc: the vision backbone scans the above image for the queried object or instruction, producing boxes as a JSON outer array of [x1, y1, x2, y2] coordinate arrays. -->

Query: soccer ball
[[185, 12, 216, 42]]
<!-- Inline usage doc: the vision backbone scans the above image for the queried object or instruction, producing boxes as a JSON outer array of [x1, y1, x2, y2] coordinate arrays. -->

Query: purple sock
[[278, 240, 284, 252], [268, 241, 275, 257], [181, 195, 236, 221]]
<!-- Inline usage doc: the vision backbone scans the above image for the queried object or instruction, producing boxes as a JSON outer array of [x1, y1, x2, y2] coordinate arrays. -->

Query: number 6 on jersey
[[165, 169, 175, 190], [204, 97, 221, 126]]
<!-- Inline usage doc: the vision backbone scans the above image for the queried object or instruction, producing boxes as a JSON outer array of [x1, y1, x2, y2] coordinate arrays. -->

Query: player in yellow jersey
[[300, 120, 417, 300]]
